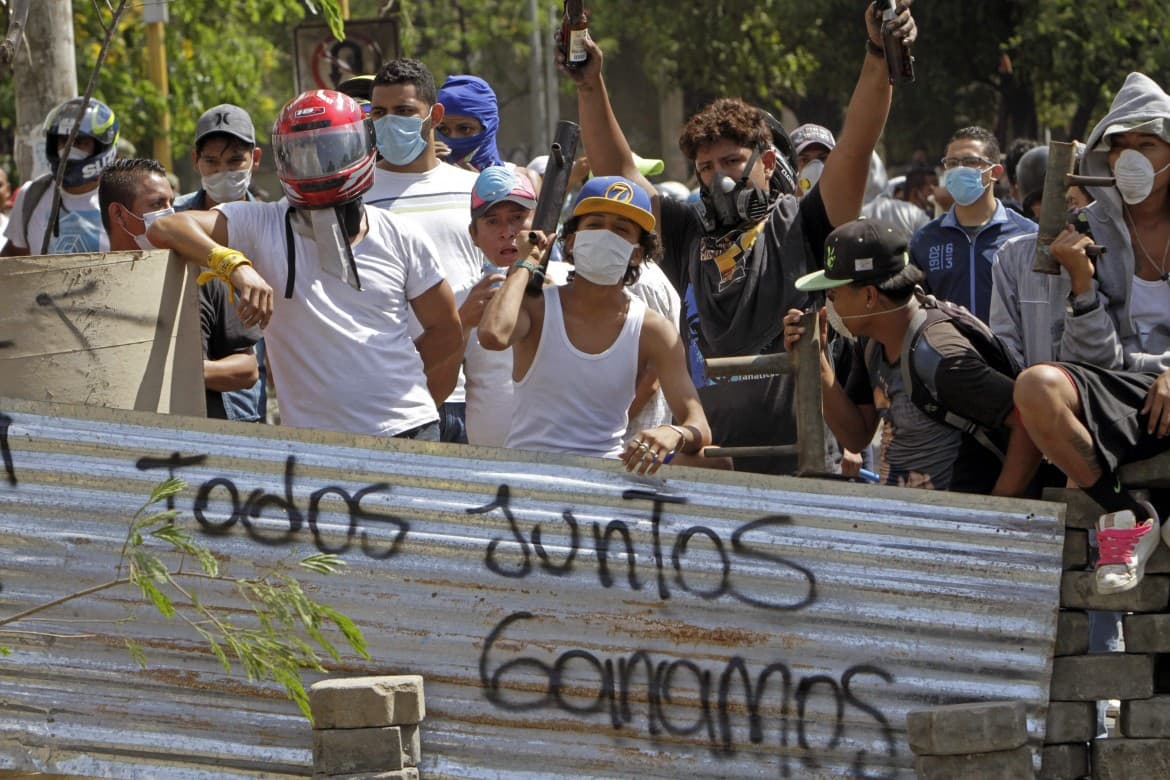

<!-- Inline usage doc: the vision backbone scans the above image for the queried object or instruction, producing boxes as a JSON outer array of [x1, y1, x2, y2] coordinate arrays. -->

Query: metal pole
[[527, 0, 549, 156], [143, 1, 171, 171]]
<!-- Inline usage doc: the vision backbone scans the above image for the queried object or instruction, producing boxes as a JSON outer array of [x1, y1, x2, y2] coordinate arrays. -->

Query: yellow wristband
[[198, 246, 253, 303], [206, 245, 251, 278]]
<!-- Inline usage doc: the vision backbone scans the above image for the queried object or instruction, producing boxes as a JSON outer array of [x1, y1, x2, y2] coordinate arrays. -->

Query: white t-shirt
[[366, 164, 483, 404], [6, 179, 109, 255], [217, 200, 445, 437]]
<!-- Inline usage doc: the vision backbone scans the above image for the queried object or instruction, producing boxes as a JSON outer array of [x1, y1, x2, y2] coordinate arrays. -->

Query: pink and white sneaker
[[1096, 503, 1160, 595]]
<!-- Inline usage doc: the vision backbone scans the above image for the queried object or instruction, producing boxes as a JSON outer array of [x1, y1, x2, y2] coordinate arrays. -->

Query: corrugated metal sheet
[[0, 398, 1065, 779]]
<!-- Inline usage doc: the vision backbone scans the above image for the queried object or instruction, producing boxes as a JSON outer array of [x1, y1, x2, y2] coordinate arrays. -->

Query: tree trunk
[[12, 0, 77, 183]]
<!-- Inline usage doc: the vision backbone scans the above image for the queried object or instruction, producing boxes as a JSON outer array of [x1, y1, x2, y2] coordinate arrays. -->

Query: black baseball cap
[[795, 219, 910, 291], [195, 104, 255, 146]]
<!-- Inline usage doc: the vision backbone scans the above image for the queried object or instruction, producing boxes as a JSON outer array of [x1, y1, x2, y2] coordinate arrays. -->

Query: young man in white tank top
[[478, 175, 710, 474]]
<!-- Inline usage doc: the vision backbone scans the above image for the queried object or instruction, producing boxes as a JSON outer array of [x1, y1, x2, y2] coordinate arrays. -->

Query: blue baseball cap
[[571, 175, 655, 232]]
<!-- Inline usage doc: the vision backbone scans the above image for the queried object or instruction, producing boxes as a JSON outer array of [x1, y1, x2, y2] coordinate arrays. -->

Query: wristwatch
[[1067, 290, 1100, 317]]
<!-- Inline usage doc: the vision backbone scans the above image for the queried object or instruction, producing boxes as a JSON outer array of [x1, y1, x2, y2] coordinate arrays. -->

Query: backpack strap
[[901, 300, 1006, 461], [21, 174, 56, 248]]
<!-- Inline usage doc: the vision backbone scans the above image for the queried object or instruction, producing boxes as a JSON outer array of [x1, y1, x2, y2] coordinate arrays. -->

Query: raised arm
[[565, 37, 660, 224], [478, 233, 548, 351], [818, 1, 916, 227]]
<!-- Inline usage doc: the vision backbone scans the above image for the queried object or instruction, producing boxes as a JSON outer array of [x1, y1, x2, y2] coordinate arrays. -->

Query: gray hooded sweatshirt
[[1080, 71, 1170, 373], [991, 72, 1170, 371]]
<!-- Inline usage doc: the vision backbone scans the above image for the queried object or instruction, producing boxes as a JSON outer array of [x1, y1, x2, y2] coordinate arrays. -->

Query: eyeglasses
[[940, 155, 995, 170]]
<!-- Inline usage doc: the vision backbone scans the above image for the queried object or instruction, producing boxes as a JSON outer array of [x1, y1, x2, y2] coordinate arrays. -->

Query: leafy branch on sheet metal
[[0, 477, 369, 722]]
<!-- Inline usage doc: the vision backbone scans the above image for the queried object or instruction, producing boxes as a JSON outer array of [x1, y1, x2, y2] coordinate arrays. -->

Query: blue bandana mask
[[373, 114, 428, 166], [943, 165, 991, 207], [438, 130, 487, 167]]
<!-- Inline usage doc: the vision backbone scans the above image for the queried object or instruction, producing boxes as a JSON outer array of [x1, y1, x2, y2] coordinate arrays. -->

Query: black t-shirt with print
[[658, 186, 833, 474]]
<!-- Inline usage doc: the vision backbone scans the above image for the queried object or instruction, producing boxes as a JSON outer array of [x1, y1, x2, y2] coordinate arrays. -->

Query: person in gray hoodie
[[1013, 72, 1170, 597]]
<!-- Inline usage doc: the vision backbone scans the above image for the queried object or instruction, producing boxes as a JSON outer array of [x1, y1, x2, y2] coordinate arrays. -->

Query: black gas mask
[[698, 147, 772, 236]]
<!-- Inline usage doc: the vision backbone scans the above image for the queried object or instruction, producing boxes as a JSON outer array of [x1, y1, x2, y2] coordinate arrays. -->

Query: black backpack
[[865, 292, 1021, 460]]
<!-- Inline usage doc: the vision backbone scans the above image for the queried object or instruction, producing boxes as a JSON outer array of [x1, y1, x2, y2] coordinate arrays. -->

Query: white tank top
[[506, 286, 646, 459]]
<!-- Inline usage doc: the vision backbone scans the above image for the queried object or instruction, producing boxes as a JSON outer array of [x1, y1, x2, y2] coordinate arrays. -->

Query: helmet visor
[[274, 123, 371, 181]]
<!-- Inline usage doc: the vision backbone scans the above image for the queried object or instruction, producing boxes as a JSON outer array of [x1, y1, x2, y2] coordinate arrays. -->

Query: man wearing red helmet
[[149, 90, 463, 440]]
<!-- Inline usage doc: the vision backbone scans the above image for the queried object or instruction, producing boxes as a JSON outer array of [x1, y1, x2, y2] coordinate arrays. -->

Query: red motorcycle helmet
[[271, 90, 376, 208]]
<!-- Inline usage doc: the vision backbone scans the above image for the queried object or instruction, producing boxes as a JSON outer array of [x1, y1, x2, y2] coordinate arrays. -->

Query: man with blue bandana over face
[[435, 75, 505, 172]]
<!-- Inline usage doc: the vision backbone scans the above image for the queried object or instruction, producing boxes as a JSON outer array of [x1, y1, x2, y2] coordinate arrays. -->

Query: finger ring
[[636, 441, 649, 450], [650, 451, 659, 461]]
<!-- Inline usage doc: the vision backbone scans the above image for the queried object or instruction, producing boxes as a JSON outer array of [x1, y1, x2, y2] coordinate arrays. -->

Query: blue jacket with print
[[909, 201, 1037, 323]]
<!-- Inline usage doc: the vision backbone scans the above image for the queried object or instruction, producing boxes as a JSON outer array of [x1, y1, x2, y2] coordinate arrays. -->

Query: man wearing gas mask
[[566, 2, 917, 475], [791, 124, 836, 197], [364, 58, 485, 444], [148, 90, 463, 440]]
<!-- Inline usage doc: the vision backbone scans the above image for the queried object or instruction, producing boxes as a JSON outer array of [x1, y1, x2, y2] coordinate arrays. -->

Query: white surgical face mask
[[798, 159, 824, 194], [571, 229, 636, 286], [1112, 148, 1170, 205], [128, 206, 174, 250], [202, 168, 252, 203], [825, 299, 856, 341], [826, 295, 914, 342]]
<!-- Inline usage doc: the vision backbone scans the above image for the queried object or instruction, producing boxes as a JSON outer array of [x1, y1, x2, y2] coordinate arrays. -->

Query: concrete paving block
[[1125, 614, 1170, 653], [913, 746, 1033, 779], [312, 724, 419, 776], [1056, 610, 1091, 656], [906, 700, 1027, 756], [1043, 488, 1102, 531], [314, 772, 420, 780], [1156, 654, 1170, 694], [1045, 701, 1096, 744], [1064, 528, 1091, 570], [1121, 695, 1170, 738], [1060, 571, 1170, 612], [1146, 540, 1170, 574], [1050, 654, 1154, 701], [310, 675, 426, 729], [1039, 742, 1089, 780], [1091, 737, 1170, 780]]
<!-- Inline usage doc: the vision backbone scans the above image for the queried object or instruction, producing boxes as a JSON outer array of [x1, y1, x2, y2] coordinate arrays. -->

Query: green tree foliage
[[0, 478, 369, 722], [1009, 0, 1170, 141], [67, 0, 344, 166], [7, 1, 1169, 179]]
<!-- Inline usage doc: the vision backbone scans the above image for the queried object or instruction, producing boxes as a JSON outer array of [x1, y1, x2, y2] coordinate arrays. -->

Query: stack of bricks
[[309, 675, 426, 780], [906, 700, 1033, 778], [1045, 487, 1170, 779]]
